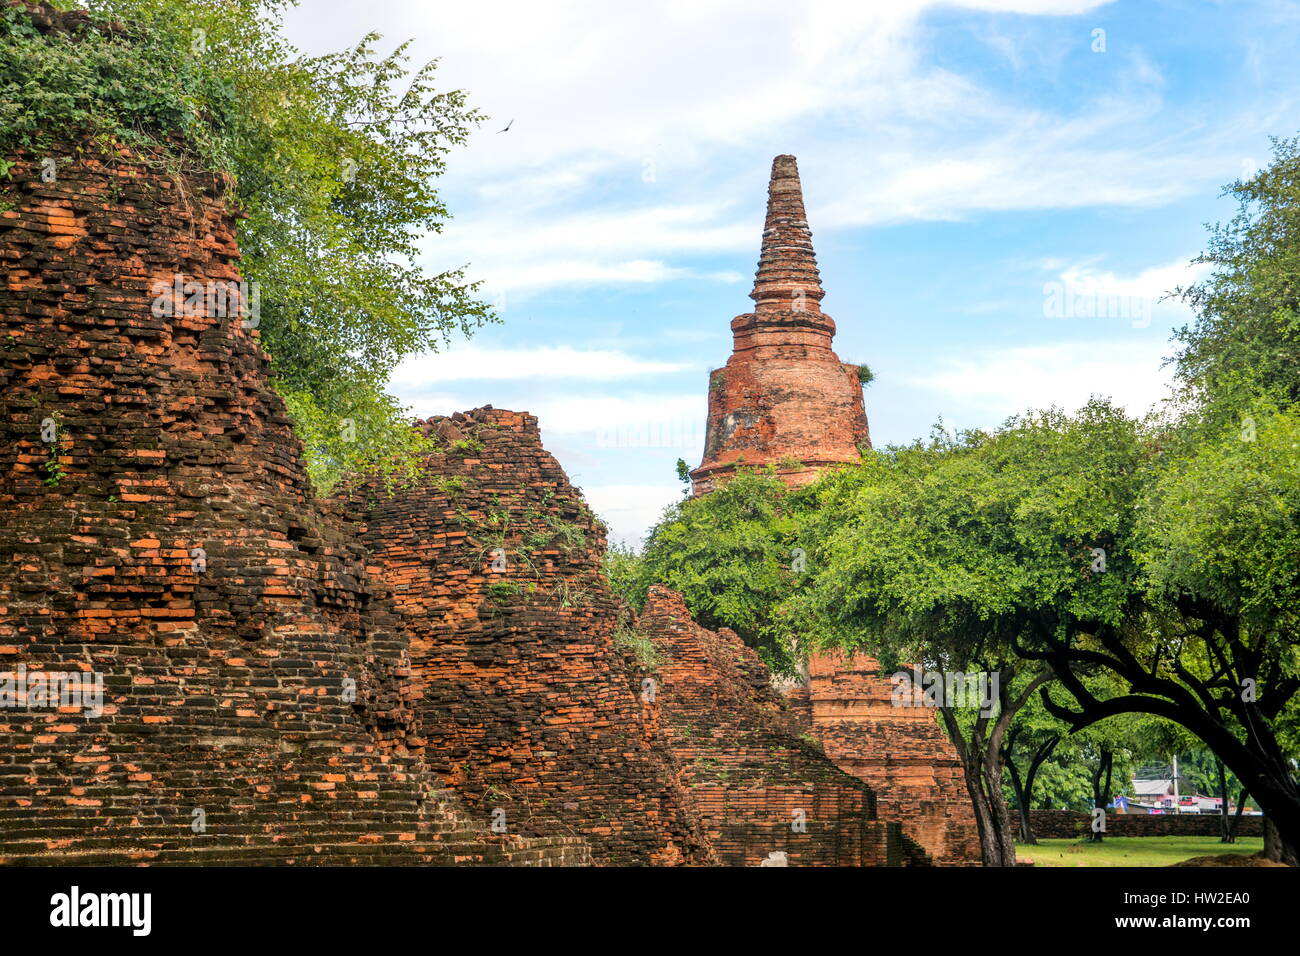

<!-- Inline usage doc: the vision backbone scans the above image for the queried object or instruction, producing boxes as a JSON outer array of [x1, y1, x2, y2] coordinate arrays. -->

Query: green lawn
[[1017, 835, 1265, 867]]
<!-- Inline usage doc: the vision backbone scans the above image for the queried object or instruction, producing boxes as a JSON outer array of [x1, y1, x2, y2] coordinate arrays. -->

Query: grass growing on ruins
[[613, 625, 665, 672], [1018, 836, 1265, 867]]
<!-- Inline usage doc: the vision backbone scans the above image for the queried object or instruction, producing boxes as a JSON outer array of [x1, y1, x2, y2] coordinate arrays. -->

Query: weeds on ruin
[[40, 411, 66, 488], [613, 624, 665, 672], [450, 436, 485, 457]]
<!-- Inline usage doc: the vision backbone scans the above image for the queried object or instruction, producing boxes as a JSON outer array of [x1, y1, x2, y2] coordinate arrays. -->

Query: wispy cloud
[[291, 0, 1229, 297], [582, 483, 687, 547], [907, 338, 1176, 422], [390, 346, 694, 386]]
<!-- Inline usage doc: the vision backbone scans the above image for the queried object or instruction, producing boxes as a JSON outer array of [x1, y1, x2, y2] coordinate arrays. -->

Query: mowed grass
[[1017, 836, 1265, 867]]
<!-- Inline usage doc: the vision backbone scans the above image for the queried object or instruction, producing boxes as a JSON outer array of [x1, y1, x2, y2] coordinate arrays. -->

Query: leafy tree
[[1, 0, 493, 489], [784, 409, 1142, 865], [638, 468, 808, 674], [600, 540, 646, 612], [1173, 136, 1300, 427], [1097, 404, 1300, 861]]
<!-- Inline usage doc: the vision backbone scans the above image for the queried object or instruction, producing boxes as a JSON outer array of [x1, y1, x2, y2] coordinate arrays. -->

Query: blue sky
[[283, 0, 1300, 544]]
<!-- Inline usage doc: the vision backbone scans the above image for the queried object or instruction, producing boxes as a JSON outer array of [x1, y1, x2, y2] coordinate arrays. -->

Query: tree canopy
[[1, 0, 493, 489]]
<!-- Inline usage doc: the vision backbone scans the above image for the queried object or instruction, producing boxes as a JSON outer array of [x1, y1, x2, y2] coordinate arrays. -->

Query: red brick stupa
[[687, 155, 981, 864], [690, 154, 869, 495]]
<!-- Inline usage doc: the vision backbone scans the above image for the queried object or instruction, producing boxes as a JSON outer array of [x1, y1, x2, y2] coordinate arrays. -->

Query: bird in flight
[[498, 119, 514, 133]]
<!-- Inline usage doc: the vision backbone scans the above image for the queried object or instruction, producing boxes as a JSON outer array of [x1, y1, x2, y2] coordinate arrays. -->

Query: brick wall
[[336, 409, 715, 865], [637, 587, 906, 866], [805, 652, 982, 864], [0, 51, 585, 865], [1029, 810, 1265, 840]]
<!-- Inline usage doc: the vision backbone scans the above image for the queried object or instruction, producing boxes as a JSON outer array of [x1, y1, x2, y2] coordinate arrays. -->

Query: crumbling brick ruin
[[689, 155, 981, 864], [638, 586, 907, 865], [0, 130, 586, 864], [794, 653, 981, 863], [0, 3, 963, 867], [335, 408, 715, 866], [336, 408, 918, 866]]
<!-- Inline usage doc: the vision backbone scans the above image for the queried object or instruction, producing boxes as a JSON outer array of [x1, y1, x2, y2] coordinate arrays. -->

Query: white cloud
[[1035, 255, 1210, 327], [284, 0, 1229, 298], [523, 393, 707, 444], [582, 483, 687, 547], [1051, 257, 1209, 305], [390, 345, 693, 386], [907, 338, 1176, 421]]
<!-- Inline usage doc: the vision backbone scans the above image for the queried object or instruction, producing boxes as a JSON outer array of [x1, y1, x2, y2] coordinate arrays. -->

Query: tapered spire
[[750, 155, 825, 313]]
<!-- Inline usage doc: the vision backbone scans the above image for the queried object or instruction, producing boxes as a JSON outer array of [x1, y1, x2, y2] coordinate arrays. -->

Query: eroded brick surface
[[336, 409, 716, 865], [0, 3, 968, 867], [0, 89, 585, 864]]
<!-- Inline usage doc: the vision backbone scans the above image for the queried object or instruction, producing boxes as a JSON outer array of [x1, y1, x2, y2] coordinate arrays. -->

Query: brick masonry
[[335, 408, 716, 866], [801, 652, 981, 864], [638, 586, 907, 866], [689, 155, 981, 864], [0, 3, 934, 866], [336, 409, 911, 866], [1029, 810, 1264, 840], [0, 102, 585, 863]]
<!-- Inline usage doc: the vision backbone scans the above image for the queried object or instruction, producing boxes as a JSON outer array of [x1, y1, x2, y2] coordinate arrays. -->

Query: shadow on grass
[[1016, 835, 1267, 867]]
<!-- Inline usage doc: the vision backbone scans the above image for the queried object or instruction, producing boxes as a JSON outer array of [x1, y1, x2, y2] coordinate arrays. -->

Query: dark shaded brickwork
[[638, 586, 906, 866]]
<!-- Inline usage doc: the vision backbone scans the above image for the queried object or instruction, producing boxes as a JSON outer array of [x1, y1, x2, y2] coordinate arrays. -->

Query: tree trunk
[[940, 708, 1017, 867], [1088, 746, 1113, 842], [1263, 817, 1299, 867], [1228, 786, 1247, 842], [1031, 621, 1300, 862], [1217, 759, 1233, 843], [985, 752, 1018, 865], [1006, 759, 1032, 844], [1017, 735, 1059, 846]]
